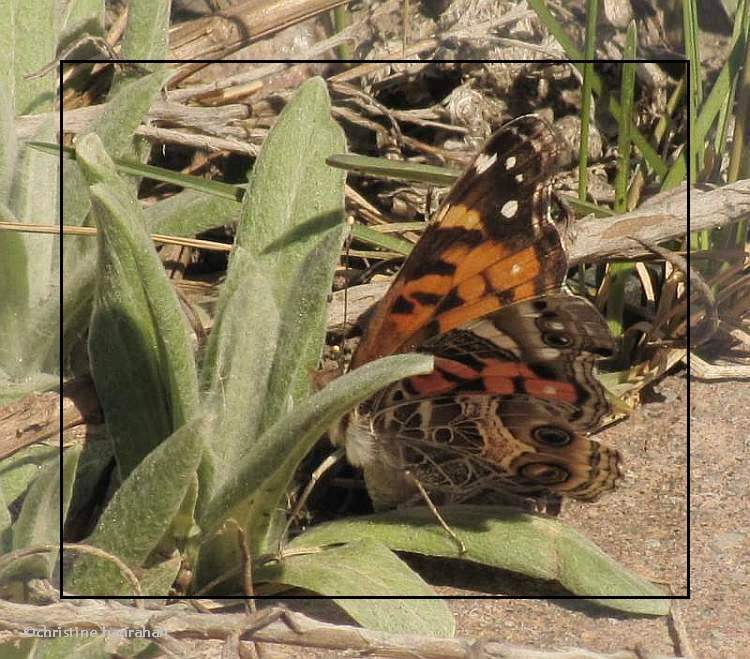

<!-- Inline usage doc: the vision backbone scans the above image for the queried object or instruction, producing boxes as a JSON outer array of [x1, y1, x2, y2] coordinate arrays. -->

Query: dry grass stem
[[0, 600, 682, 659]]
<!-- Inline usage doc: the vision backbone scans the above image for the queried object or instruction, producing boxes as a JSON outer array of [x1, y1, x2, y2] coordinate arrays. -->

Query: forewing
[[351, 115, 569, 368]]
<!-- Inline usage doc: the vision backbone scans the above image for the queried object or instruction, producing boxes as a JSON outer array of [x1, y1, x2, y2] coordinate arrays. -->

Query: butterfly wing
[[351, 115, 569, 368], [339, 115, 619, 508], [357, 293, 620, 507]]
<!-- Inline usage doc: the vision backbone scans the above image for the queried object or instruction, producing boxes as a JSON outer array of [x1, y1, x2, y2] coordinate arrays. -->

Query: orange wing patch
[[351, 116, 568, 368]]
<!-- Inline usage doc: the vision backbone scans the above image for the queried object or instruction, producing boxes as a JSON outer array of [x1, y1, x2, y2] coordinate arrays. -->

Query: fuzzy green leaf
[[65, 419, 204, 595], [234, 76, 348, 430], [291, 505, 669, 615], [77, 133, 199, 479], [199, 79, 347, 495], [194, 353, 432, 589], [255, 539, 454, 636], [2, 446, 80, 583]]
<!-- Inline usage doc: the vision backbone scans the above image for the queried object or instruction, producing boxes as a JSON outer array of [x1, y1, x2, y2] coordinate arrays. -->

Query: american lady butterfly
[[333, 115, 620, 510]]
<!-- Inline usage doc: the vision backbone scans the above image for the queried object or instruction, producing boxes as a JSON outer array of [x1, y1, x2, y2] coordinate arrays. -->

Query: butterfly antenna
[[406, 471, 467, 555]]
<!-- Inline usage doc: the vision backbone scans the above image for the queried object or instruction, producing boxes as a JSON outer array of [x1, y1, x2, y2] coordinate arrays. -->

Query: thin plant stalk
[[333, 4, 353, 61], [578, 0, 598, 202], [727, 13, 750, 247], [527, 0, 667, 179], [606, 22, 637, 338], [682, 0, 703, 179]]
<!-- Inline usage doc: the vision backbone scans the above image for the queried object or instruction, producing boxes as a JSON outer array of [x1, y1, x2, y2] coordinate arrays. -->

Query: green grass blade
[[563, 194, 614, 218], [614, 24, 637, 213], [695, 10, 748, 146], [683, 0, 703, 179], [32, 142, 242, 201], [607, 24, 638, 338], [578, 0, 599, 200], [527, 0, 668, 179], [31, 144, 418, 256], [728, 23, 750, 183], [326, 153, 459, 185], [714, 0, 748, 164], [726, 10, 750, 247], [527, 0, 580, 56], [351, 222, 414, 255]]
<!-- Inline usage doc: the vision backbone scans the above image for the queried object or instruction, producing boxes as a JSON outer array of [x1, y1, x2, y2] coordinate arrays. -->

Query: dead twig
[[0, 599, 681, 659], [569, 181, 748, 264], [688, 352, 750, 379], [629, 236, 719, 347], [0, 378, 101, 460], [667, 602, 696, 659], [167, 0, 350, 83], [327, 181, 750, 327], [0, 544, 142, 601]]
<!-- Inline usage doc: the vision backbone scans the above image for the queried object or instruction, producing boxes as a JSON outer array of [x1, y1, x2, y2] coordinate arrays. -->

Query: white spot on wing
[[474, 152, 497, 174], [505, 156, 517, 169], [511, 263, 521, 276], [515, 173, 524, 183], [501, 200, 518, 218]]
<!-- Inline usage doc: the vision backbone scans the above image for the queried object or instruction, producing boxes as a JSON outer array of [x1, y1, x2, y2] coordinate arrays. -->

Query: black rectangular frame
[[58, 57, 691, 602]]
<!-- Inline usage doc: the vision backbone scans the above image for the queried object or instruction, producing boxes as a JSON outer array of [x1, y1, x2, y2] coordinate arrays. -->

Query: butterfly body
[[337, 115, 620, 509]]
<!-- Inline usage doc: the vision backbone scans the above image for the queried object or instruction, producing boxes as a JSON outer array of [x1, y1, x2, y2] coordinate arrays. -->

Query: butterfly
[[333, 115, 621, 510]]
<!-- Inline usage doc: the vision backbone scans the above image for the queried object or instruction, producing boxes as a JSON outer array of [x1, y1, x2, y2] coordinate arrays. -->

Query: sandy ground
[[265, 372, 748, 658]]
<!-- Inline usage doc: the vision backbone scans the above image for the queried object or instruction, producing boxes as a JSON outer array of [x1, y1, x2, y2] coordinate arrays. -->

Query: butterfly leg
[[275, 448, 346, 558], [405, 470, 467, 556]]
